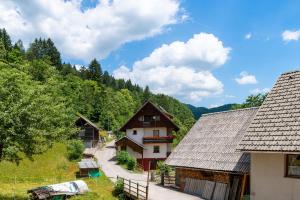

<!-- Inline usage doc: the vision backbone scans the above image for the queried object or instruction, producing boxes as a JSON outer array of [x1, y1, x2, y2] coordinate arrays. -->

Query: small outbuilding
[[166, 108, 258, 200], [78, 158, 99, 177]]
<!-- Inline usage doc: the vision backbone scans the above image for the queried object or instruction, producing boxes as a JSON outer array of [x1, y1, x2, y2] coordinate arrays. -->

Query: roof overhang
[[240, 150, 300, 154], [76, 113, 100, 131], [115, 136, 144, 154], [169, 166, 248, 175]]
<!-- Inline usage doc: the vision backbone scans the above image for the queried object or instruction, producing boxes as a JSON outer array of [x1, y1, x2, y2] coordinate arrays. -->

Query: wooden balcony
[[143, 136, 174, 144]]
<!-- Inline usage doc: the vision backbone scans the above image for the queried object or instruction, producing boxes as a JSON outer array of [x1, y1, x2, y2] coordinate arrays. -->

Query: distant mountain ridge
[[186, 104, 236, 119]]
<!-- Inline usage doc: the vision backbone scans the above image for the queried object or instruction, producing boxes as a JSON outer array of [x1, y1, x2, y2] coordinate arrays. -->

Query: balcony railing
[[143, 136, 174, 144]]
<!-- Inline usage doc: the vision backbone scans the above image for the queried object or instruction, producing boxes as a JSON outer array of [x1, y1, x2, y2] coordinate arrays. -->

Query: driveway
[[94, 140, 201, 200]]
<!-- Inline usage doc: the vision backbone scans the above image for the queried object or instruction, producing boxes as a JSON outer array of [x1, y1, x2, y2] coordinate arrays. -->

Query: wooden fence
[[117, 176, 148, 200], [163, 174, 176, 186]]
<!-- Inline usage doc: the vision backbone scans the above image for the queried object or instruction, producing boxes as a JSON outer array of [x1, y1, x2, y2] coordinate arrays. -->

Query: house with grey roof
[[166, 107, 258, 200], [115, 101, 179, 171], [238, 71, 300, 200]]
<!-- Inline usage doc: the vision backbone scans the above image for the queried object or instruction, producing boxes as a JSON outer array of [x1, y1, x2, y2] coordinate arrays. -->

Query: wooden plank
[[202, 180, 215, 200], [212, 183, 227, 200], [239, 174, 247, 200]]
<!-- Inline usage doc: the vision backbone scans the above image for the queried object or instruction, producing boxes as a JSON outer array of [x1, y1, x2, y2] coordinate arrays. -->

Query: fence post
[[161, 172, 164, 186], [129, 179, 131, 197], [146, 185, 149, 200], [137, 183, 139, 199]]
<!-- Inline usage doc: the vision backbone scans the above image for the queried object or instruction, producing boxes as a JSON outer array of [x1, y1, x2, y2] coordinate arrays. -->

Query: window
[[153, 146, 160, 153], [138, 116, 144, 121], [153, 115, 160, 121], [85, 127, 94, 138], [144, 115, 152, 122], [133, 130, 137, 135], [153, 130, 160, 137], [286, 154, 300, 177]]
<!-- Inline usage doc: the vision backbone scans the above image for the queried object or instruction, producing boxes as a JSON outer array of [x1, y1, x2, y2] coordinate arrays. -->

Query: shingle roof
[[238, 70, 300, 152], [166, 108, 258, 173], [76, 113, 100, 131], [78, 159, 98, 169], [115, 136, 145, 148]]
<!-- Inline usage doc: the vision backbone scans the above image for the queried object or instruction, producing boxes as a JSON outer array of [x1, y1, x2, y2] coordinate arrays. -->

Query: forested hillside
[[0, 28, 195, 162], [187, 104, 236, 119]]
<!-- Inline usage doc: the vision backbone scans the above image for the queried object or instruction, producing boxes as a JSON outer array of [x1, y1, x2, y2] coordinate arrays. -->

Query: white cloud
[[208, 104, 220, 108], [113, 33, 231, 103], [245, 33, 252, 39], [250, 88, 270, 95], [235, 71, 258, 85], [74, 64, 84, 70], [0, 0, 182, 61], [282, 30, 300, 42]]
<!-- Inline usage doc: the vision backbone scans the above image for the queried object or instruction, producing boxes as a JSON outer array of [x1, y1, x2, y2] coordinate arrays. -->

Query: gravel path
[[95, 140, 201, 200]]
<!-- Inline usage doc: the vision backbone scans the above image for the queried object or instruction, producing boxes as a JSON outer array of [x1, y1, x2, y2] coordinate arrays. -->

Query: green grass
[[0, 143, 116, 200]]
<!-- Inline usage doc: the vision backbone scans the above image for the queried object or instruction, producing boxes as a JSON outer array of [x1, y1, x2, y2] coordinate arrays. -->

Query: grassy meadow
[[0, 143, 116, 200]]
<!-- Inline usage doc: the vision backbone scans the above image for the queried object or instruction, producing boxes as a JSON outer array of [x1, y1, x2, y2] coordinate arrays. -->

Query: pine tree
[[26, 38, 62, 70], [102, 71, 111, 86], [46, 38, 62, 70], [0, 28, 12, 51], [87, 58, 102, 83], [143, 85, 151, 101], [0, 40, 6, 60], [14, 39, 25, 53], [125, 79, 134, 91]]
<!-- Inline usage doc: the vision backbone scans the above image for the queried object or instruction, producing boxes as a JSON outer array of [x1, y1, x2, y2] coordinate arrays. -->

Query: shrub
[[127, 157, 136, 170], [113, 179, 124, 197], [115, 131, 125, 140], [99, 130, 108, 140], [156, 161, 172, 175], [66, 140, 84, 161], [116, 151, 130, 165], [118, 193, 126, 200]]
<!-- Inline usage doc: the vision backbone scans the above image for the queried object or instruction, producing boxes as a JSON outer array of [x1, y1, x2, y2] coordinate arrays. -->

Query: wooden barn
[[75, 113, 103, 148], [166, 108, 258, 200]]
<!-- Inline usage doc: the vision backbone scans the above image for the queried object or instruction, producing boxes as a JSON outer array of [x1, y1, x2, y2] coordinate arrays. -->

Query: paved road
[[95, 141, 201, 200]]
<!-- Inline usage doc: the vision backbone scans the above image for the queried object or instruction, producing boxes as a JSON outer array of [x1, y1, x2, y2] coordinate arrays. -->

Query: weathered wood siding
[[175, 168, 230, 191]]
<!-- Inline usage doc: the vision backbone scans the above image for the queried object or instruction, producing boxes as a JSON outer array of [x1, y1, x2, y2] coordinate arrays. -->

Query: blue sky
[[1, 0, 300, 107]]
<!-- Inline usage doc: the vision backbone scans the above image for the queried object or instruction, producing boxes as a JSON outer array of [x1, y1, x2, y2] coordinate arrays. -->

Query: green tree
[[7, 40, 25, 64], [232, 93, 267, 110], [87, 58, 102, 83], [14, 39, 25, 53], [0, 40, 6, 60], [143, 85, 151, 101], [60, 63, 77, 76], [0, 28, 12, 51], [28, 59, 55, 82], [26, 38, 62, 69], [0, 65, 74, 163], [66, 140, 84, 161], [102, 71, 111, 86]]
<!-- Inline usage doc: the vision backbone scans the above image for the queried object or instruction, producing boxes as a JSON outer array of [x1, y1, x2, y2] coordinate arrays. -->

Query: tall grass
[[0, 143, 116, 200]]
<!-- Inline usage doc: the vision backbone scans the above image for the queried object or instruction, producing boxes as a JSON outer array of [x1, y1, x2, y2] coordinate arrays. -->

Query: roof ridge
[[202, 107, 258, 117], [281, 70, 300, 75], [76, 113, 100, 130]]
